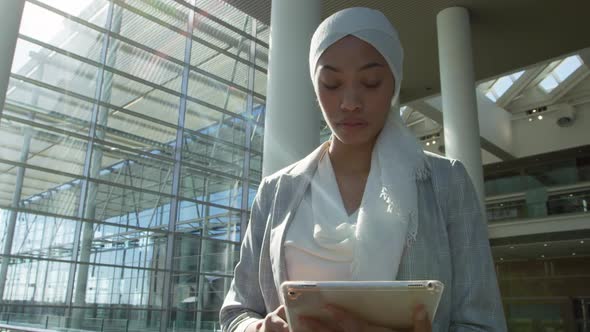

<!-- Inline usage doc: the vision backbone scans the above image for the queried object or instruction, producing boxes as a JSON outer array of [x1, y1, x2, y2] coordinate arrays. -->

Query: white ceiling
[[223, 0, 590, 103]]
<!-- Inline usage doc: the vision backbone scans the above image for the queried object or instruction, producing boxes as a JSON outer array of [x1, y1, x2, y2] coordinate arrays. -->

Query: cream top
[[284, 152, 360, 281]]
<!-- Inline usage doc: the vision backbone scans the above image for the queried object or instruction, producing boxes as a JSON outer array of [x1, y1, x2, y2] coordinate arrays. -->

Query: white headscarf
[[309, 7, 431, 280]]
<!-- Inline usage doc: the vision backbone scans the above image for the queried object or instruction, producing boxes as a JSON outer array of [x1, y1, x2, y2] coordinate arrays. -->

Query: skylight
[[539, 55, 583, 93], [483, 70, 525, 102]]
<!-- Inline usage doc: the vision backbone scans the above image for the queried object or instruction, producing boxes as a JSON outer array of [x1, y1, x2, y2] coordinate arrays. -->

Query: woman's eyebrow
[[320, 62, 384, 73], [320, 65, 340, 72], [358, 62, 384, 71]]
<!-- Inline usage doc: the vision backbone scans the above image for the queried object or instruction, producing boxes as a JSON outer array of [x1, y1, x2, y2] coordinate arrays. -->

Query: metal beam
[[160, 2, 195, 330], [0, 39, 41, 301], [66, 2, 120, 325]]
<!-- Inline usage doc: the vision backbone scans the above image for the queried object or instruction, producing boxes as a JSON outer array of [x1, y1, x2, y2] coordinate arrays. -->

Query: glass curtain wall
[[0, 0, 268, 331]]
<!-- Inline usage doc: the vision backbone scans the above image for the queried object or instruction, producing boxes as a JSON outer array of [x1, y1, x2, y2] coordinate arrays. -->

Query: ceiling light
[[426, 142, 430, 146], [541, 254, 545, 258], [544, 243, 548, 247], [532, 109, 537, 113], [432, 140, 436, 145], [572, 253, 576, 256], [500, 258, 504, 261], [538, 115, 543, 120], [581, 240, 585, 244], [528, 118, 533, 122], [510, 246, 514, 249]]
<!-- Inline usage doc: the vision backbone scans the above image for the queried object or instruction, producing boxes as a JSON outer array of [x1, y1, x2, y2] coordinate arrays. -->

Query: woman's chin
[[333, 132, 376, 147]]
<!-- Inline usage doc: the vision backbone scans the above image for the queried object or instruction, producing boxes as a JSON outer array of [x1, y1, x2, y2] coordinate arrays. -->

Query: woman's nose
[[340, 88, 362, 111]]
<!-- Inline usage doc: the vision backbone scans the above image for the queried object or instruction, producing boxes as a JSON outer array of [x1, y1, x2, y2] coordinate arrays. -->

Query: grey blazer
[[220, 143, 507, 331]]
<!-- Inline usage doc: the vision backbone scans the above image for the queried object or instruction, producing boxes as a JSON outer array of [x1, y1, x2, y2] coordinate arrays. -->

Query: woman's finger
[[276, 305, 287, 321], [264, 310, 289, 332]]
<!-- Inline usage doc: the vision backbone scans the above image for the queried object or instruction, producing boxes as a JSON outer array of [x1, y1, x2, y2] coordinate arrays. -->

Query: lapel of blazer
[[268, 142, 329, 294]]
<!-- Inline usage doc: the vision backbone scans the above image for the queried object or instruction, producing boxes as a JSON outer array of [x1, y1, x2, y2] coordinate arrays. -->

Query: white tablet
[[281, 280, 444, 332]]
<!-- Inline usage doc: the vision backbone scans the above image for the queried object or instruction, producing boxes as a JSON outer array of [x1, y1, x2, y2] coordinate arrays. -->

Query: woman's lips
[[337, 120, 368, 128]]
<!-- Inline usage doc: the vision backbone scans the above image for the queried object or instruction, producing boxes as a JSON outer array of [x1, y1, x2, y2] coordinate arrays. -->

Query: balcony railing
[[485, 182, 590, 222]]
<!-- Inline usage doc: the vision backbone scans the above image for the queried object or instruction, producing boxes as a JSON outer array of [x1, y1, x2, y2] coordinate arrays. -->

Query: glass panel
[[198, 0, 251, 32], [191, 48, 251, 90], [554, 55, 582, 82], [125, 0, 190, 31], [6, 77, 94, 126], [192, 10, 252, 62], [37, 0, 110, 27], [257, 21, 270, 45], [85, 180, 172, 229], [178, 166, 241, 202], [485, 171, 523, 197], [186, 71, 249, 117], [485, 91, 497, 102], [254, 66, 267, 96], [92, 145, 175, 195], [199, 239, 239, 275], [547, 191, 590, 215], [181, 143, 244, 180], [510, 70, 525, 81], [84, 261, 166, 307], [116, 3, 189, 62], [17, 2, 106, 65], [9, 212, 77, 260], [540, 75, 559, 92], [102, 72, 181, 127], [486, 201, 526, 222], [3, 259, 71, 303], [0, 167, 18, 209], [0, 120, 88, 177], [491, 76, 513, 97], [12, 38, 99, 99], [106, 37, 184, 91], [176, 200, 240, 241], [96, 111, 178, 158]]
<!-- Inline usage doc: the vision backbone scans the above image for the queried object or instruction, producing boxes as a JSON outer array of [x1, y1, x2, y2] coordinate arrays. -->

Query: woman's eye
[[322, 83, 340, 90], [364, 82, 381, 89]]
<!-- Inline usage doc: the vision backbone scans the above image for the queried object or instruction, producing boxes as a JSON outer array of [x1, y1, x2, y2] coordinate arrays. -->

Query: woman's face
[[315, 35, 395, 146]]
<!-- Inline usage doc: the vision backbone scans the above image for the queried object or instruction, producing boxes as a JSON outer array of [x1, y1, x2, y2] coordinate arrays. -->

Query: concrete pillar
[[437, 7, 486, 206], [0, 0, 25, 117], [262, 0, 322, 177]]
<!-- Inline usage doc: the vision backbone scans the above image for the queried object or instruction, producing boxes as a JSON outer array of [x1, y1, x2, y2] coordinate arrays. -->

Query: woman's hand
[[245, 305, 289, 332], [300, 304, 431, 332]]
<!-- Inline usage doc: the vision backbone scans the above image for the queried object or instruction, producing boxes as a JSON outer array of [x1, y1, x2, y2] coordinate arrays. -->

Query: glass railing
[[483, 151, 590, 222], [485, 163, 590, 197], [485, 187, 590, 222], [0, 312, 186, 332]]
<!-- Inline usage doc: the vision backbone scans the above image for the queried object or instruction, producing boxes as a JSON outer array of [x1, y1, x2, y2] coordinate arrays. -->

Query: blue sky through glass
[[539, 55, 583, 93], [482, 70, 525, 103], [554, 56, 582, 81]]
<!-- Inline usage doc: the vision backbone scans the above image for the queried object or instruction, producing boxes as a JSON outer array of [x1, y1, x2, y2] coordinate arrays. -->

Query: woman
[[220, 7, 506, 332]]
